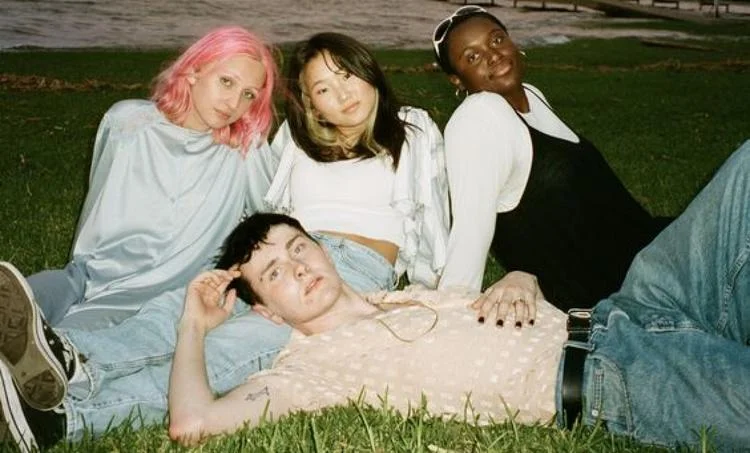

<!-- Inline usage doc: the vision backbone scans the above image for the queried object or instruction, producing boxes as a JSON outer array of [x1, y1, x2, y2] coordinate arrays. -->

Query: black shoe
[[0, 360, 65, 452], [0, 262, 74, 411]]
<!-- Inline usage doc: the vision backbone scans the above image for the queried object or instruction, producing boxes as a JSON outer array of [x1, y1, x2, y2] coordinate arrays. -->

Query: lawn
[[1, 21, 749, 452]]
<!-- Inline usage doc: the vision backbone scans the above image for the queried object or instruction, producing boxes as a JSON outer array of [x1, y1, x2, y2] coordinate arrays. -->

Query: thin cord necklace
[[370, 300, 439, 343]]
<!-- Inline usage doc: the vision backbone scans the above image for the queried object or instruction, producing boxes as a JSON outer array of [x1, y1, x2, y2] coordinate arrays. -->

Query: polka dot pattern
[[248, 289, 567, 424]]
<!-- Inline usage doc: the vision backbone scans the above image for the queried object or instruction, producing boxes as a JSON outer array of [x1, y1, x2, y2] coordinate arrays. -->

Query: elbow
[[168, 414, 205, 446]]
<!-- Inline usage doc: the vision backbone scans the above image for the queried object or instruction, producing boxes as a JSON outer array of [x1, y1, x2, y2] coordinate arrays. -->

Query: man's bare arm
[[168, 314, 278, 446], [167, 269, 262, 445]]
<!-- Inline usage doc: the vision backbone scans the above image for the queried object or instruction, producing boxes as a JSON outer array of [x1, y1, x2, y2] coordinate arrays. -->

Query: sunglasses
[[432, 5, 487, 57]]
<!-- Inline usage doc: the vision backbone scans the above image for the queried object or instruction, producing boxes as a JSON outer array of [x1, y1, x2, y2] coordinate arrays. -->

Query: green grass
[[46, 403, 675, 453], [2, 23, 749, 451]]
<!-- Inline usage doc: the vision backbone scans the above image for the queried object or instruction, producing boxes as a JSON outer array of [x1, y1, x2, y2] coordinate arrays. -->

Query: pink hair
[[151, 26, 278, 152]]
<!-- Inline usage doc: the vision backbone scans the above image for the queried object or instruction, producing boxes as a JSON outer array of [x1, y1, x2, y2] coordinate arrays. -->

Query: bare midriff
[[317, 230, 399, 265]]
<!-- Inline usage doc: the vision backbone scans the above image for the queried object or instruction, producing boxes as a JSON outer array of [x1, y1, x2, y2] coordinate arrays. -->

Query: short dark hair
[[284, 32, 409, 169], [215, 212, 315, 305], [434, 11, 508, 75]]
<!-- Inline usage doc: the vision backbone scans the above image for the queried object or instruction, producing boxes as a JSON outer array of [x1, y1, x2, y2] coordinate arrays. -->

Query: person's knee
[[729, 139, 750, 167], [713, 139, 750, 190], [27, 266, 86, 325]]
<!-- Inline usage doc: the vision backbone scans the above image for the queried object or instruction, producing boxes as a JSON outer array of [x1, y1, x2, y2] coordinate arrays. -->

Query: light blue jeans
[[557, 140, 750, 451], [59, 233, 397, 440], [27, 263, 88, 326]]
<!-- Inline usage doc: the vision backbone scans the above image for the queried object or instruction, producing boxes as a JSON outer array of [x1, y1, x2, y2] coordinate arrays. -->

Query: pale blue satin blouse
[[65, 99, 277, 316]]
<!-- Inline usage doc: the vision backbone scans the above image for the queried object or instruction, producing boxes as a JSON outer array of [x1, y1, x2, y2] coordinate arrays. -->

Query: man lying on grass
[[2, 140, 750, 452], [168, 134, 749, 453]]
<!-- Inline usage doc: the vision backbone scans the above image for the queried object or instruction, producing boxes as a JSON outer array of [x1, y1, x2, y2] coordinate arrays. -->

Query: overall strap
[[521, 86, 580, 136]]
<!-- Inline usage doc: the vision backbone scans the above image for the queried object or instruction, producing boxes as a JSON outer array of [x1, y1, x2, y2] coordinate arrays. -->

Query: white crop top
[[289, 148, 405, 248]]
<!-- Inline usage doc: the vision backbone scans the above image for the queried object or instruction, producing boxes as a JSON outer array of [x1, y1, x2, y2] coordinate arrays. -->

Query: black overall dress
[[491, 96, 670, 311]]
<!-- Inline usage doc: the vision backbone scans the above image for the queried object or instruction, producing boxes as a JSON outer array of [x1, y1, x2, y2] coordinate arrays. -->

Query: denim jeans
[[59, 233, 397, 440], [556, 140, 750, 451], [26, 264, 87, 326]]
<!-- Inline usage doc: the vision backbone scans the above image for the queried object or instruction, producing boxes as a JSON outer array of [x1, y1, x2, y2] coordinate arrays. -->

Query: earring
[[519, 49, 527, 57], [454, 87, 468, 99]]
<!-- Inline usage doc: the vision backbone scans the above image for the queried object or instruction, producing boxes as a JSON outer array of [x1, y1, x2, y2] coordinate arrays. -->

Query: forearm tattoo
[[245, 386, 270, 402]]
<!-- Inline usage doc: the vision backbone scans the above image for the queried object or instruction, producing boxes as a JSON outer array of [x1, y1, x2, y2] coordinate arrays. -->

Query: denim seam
[[722, 231, 750, 332], [85, 394, 166, 410], [67, 396, 169, 440], [591, 365, 603, 420], [78, 357, 98, 400], [337, 242, 397, 289], [586, 354, 634, 433], [315, 233, 396, 272], [209, 348, 284, 383], [63, 399, 76, 439], [97, 352, 174, 372]]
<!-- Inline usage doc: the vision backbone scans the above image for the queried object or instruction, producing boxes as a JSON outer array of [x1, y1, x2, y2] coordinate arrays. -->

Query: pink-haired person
[[0, 26, 293, 448], [28, 25, 278, 328]]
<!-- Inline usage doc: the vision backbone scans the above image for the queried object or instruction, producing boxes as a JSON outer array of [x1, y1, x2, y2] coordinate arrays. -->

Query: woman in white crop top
[[266, 32, 449, 289]]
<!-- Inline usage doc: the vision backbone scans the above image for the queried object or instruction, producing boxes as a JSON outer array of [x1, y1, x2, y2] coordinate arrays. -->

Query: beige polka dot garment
[[246, 288, 568, 425]]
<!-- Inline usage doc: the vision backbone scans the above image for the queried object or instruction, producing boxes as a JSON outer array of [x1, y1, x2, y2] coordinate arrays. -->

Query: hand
[[470, 271, 544, 328], [181, 269, 241, 333]]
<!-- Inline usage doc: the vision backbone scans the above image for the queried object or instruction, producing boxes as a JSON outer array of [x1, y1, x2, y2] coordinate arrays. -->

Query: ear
[[313, 108, 327, 124], [252, 304, 286, 325], [448, 75, 463, 91], [187, 72, 198, 86]]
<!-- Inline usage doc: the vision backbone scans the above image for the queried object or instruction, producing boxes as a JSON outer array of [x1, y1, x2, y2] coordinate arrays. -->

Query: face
[[238, 224, 344, 328], [446, 16, 523, 96], [302, 51, 378, 140], [182, 55, 266, 132]]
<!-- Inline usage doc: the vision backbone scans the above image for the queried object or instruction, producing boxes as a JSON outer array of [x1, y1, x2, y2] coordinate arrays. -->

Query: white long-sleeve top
[[265, 107, 450, 288], [438, 85, 578, 292]]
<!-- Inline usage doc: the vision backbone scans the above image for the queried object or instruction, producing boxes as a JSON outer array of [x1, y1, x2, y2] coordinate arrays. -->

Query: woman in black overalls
[[433, 6, 671, 323]]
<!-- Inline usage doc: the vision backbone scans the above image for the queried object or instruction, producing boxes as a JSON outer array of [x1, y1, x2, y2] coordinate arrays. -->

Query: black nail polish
[[496, 319, 504, 327], [515, 321, 522, 329], [529, 319, 535, 326], [478, 316, 485, 324]]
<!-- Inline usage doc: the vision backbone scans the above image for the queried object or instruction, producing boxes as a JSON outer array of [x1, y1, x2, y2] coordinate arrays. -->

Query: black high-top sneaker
[[0, 360, 65, 453], [0, 262, 76, 410]]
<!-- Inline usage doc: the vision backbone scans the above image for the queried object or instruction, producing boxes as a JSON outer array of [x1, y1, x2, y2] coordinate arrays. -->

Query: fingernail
[[496, 319, 503, 327], [515, 321, 522, 329], [529, 319, 535, 326], [478, 316, 485, 324]]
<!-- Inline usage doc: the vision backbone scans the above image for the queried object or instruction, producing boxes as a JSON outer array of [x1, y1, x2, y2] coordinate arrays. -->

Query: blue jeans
[[59, 234, 397, 440], [26, 264, 87, 326], [556, 140, 750, 451]]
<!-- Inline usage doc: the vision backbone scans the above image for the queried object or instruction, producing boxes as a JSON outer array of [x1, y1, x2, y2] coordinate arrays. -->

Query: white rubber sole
[[0, 262, 67, 410], [0, 360, 37, 453]]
